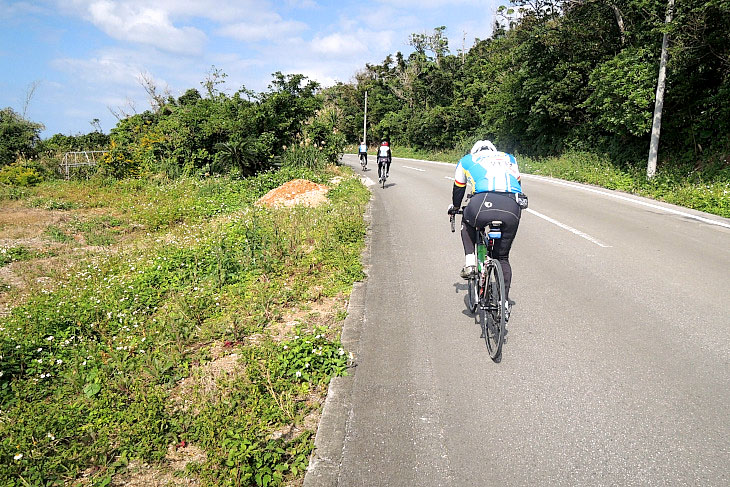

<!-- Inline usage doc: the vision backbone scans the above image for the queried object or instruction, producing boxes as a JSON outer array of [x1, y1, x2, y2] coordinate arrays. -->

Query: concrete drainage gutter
[[303, 185, 372, 486]]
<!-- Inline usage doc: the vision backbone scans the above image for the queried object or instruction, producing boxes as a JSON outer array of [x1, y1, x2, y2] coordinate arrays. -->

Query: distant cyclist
[[447, 140, 523, 303], [358, 141, 367, 168], [377, 141, 392, 182]]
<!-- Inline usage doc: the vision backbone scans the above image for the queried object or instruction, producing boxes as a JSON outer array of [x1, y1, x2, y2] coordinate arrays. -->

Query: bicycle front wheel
[[481, 260, 506, 360], [467, 275, 478, 314]]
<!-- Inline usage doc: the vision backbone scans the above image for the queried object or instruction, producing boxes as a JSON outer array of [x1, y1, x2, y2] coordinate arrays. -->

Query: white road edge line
[[526, 208, 611, 248], [403, 165, 425, 172], [523, 174, 730, 230], [445, 176, 454, 180]]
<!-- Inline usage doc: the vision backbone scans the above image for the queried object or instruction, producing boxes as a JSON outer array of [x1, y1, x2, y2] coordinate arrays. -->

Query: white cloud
[[284, 0, 319, 8], [217, 17, 308, 42], [83, 1, 206, 54], [312, 32, 367, 56], [375, 0, 481, 7], [52, 54, 144, 88]]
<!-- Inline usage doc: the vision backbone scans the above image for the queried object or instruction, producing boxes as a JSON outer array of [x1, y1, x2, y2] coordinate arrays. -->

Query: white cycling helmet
[[470, 139, 497, 154]]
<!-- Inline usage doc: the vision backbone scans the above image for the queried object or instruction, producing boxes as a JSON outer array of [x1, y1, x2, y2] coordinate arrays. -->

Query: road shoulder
[[303, 187, 372, 486]]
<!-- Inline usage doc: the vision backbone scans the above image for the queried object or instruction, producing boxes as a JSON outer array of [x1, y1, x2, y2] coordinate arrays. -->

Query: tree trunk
[[647, 0, 675, 179], [610, 4, 626, 45]]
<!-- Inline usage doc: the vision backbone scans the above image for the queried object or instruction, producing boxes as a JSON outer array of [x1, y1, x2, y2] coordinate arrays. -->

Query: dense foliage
[[0, 108, 44, 167], [2, 71, 345, 184], [100, 72, 344, 179], [326, 0, 730, 170]]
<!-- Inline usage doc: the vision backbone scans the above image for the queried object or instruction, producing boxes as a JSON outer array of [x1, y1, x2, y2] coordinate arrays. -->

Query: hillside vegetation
[[327, 0, 728, 181]]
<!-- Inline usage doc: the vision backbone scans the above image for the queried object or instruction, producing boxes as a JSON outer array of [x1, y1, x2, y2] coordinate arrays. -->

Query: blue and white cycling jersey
[[454, 150, 522, 194]]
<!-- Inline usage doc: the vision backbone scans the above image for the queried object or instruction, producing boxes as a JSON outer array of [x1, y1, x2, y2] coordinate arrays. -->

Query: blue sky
[[1, 0, 502, 137]]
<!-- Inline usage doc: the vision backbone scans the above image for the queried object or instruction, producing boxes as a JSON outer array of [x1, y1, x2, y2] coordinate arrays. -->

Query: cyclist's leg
[[460, 219, 478, 255], [460, 193, 489, 273], [386, 159, 391, 176], [377, 158, 383, 180], [462, 192, 488, 254]]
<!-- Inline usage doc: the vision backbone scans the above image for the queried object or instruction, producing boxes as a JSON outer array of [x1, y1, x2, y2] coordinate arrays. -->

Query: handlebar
[[449, 208, 464, 232]]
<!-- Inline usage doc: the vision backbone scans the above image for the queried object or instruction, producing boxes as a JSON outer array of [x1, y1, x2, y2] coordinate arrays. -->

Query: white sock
[[465, 253, 476, 267]]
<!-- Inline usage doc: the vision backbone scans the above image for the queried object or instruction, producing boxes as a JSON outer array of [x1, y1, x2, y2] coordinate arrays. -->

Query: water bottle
[[477, 243, 487, 269]]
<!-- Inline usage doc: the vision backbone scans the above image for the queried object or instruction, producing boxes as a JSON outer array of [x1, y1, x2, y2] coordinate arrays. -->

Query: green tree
[[0, 108, 44, 166]]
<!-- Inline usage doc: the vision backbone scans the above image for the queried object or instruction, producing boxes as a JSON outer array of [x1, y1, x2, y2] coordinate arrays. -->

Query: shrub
[[0, 162, 42, 186]]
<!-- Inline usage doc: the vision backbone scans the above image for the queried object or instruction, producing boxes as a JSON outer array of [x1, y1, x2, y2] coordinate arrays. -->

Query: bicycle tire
[[481, 260, 505, 360], [467, 274, 478, 313]]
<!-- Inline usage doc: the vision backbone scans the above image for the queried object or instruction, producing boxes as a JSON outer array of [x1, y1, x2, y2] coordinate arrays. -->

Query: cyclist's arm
[[453, 162, 467, 207]]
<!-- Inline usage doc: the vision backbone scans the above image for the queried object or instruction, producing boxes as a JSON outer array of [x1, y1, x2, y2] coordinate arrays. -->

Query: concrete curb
[[303, 183, 373, 487]]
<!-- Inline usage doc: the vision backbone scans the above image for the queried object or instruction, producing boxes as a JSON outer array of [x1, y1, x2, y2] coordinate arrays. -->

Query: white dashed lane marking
[[526, 208, 611, 248]]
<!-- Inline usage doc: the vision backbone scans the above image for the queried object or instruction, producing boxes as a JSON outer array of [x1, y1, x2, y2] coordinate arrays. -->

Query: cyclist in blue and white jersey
[[447, 140, 523, 301]]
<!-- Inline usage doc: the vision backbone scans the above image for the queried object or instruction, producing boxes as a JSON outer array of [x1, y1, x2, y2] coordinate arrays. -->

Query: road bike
[[377, 157, 388, 188], [451, 210, 507, 360]]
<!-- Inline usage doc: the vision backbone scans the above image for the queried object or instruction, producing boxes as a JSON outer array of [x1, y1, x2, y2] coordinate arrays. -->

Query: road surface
[[305, 154, 730, 486]]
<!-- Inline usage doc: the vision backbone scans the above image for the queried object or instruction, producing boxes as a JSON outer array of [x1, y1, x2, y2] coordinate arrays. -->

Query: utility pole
[[363, 90, 368, 146], [462, 31, 466, 64], [647, 0, 675, 179]]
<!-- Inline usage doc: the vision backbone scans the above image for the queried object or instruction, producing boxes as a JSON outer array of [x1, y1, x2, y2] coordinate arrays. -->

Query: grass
[[0, 246, 55, 266], [0, 165, 370, 486], [519, 151, 730, 218]]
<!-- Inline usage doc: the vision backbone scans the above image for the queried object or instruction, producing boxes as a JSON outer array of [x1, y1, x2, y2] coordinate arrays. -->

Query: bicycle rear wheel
[[481, 260, 505, 360]]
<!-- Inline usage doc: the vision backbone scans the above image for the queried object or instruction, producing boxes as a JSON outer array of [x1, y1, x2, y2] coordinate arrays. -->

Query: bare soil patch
[[109, 443, 206, 487], [256, 179, 330, 208], [169, 342, 243, 413]]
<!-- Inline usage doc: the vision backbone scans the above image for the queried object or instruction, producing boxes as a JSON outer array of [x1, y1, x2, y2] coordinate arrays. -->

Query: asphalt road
[[305, 154, 730, 486]]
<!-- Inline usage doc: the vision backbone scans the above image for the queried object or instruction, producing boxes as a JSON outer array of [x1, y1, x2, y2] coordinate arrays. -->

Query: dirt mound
[[256, 179, 330, 208]]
